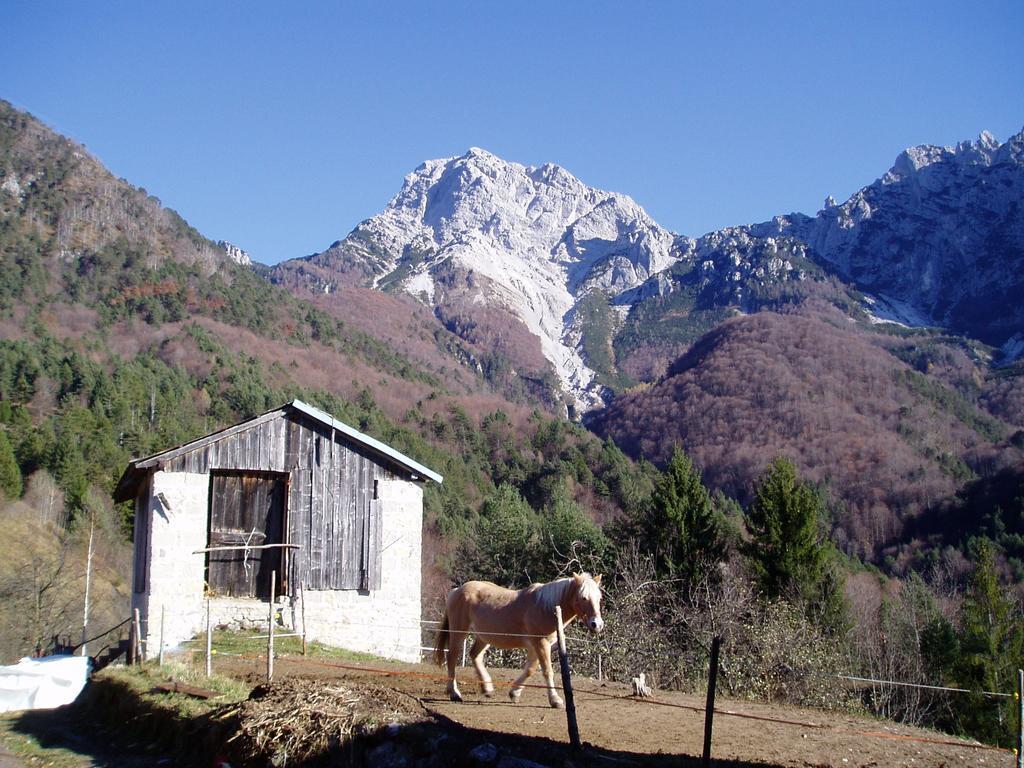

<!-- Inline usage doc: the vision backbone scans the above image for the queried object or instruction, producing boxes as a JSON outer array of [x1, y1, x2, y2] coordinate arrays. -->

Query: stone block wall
[[133, 474, 425, 663], [132, 471, 210, 655]]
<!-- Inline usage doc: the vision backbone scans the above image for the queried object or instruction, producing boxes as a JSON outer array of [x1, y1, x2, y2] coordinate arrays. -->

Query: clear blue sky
[[4, 1, 1022, 265]]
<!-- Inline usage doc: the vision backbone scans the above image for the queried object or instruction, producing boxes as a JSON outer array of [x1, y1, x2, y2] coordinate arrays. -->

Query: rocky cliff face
[[754, 129, 1024, 350], [273, 148, 682, 409], [275, 128, 1024, 410]]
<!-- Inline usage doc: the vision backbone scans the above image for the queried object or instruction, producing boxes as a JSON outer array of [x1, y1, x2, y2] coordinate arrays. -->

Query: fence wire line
[[72, 616, 132, 652], [571, 686, 1007, 753], [188, 650, 1007, 755], [184, 614, 1009, 697], [187, 615, 602, 643], [836, 673, 1013, 699]]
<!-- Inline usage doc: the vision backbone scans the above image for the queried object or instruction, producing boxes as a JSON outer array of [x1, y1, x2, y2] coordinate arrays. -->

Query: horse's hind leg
[[468, 638, 494, 696], [509, 646, 539, 704], [446, 629, 466, 702]]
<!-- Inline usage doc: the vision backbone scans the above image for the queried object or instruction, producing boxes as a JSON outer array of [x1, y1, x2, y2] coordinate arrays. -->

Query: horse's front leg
[[468, 638, 494, 696], [509, 645, 539, 704], [538, 637, 564, 709]]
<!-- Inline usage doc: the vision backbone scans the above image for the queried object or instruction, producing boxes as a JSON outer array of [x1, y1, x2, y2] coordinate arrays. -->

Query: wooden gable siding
[[295, 415, 388, 593], [160, 411, 394, 593], [161, 413, 293, 475]]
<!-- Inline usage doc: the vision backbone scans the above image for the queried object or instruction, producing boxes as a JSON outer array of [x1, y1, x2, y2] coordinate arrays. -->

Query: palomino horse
[[433, 573, 604, 709]]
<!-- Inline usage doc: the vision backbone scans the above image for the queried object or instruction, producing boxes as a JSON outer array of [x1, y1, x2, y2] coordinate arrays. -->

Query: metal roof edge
[[288, 399, 443, 484]]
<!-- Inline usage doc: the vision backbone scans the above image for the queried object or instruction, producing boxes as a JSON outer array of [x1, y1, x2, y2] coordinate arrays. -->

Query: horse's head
[[572, 573, 604, 633]]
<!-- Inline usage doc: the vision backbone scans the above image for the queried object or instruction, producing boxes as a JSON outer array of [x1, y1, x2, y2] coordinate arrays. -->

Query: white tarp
[[0, 655, 91, 713]]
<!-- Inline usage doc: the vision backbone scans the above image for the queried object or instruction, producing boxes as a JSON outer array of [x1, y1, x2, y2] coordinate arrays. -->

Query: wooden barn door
[[206, 471, 287, 599]]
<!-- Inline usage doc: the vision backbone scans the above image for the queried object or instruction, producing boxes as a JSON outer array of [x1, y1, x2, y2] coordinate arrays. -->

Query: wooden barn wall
[[162, 412, 398, 593]]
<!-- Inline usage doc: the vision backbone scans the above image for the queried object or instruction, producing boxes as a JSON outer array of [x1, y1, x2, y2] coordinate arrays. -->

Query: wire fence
[[177, 647, 1010, 756], [136, 607, 1017, 759], [295, 616, 1018, 702]]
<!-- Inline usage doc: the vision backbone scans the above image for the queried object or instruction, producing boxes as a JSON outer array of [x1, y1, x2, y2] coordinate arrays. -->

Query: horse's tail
[[433, 612, 450, 667]]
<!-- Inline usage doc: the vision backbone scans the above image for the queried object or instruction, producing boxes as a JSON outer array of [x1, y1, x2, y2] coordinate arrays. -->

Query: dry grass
[[219, 677, 425, 766]]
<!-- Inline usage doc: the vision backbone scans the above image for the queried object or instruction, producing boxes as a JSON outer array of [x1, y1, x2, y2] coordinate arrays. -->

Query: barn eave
[[112, 399, 443, 503]]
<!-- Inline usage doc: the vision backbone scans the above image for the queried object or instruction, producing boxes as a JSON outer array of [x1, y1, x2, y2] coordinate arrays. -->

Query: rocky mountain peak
[[280, 148, 680, 410], [886, 129, 1013, 183], [218, 241, 252, 266], [766, 128, 1024, 347], [996, 126, 1024, 164]]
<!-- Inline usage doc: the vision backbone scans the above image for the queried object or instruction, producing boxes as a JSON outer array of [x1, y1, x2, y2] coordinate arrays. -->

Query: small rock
[[496, 757, 551, 768], [367, 741, 411, 768], [468, 743, 499, 765]]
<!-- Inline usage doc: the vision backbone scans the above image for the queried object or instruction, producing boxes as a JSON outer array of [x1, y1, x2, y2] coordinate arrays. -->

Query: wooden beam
[[192, 543, 301, 554]]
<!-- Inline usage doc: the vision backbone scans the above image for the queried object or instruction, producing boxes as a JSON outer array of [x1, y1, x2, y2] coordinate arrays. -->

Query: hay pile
[[218, 677, 424, 766]]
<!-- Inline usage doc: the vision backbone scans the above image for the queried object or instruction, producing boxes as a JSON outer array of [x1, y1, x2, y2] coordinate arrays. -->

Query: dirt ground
[[212, 652, 1007, 768]]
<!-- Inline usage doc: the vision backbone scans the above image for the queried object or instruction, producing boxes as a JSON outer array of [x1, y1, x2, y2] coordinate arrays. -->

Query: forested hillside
[[590, 303, 1024, 565], [0, 100, 653, 661], [1, 99, 1023, 747]]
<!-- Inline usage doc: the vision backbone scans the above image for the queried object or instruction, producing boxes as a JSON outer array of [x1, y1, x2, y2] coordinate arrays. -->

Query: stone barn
[[114, 399, 442, 662]]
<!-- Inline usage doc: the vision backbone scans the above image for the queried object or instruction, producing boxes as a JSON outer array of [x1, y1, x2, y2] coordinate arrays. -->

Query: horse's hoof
[[449, 691, 463, 703], [550, 698, 565, 710], [481, 683, 494, 697], [509, 690, 521, 704]]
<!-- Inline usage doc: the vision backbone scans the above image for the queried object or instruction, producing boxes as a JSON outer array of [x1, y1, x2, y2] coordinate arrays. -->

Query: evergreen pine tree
[[540, 480, 608, 573], [0, 429, 22, 499], [644, 446, 723, 582], [953, 540, 1024, 745], [749, 460, 835, 610], [470, 483, 540, 586]]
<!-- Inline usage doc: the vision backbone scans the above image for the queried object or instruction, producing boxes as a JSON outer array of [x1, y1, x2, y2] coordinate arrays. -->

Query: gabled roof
[[113, 399, 442, 501], [288, 400, 443, 484]]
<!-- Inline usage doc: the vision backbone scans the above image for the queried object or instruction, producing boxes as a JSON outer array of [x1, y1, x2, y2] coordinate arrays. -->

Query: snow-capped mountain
[[275, 147, 681, 409], [275, 127, 1024, 410]]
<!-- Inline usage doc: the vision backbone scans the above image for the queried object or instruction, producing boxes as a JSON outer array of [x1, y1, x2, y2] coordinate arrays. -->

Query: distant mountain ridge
[[752, 129, 1024, 348], [276, 127, 1024, 410], [0, 100, 240, 276]]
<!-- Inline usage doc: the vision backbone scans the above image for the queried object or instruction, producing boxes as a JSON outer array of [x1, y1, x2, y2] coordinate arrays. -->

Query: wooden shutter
[[206, 472, 286, 599], [364, 485, 382, 591]]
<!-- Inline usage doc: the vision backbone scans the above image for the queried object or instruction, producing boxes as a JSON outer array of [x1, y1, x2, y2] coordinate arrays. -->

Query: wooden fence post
[[554, 606, 582, 751], [702, 636, 722, 768], [300, 579, 307, 656], [127, 614, 136, 666], [1017, 668, 1023, 768], [267, 571, 276, 682], [158, 604, 166, 667], [205, 600, 213, 678], [132, 608, 143, 665]]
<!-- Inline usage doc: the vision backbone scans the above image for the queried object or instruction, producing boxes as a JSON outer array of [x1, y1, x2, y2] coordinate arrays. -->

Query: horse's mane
[[534, 573, 598, 613]]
